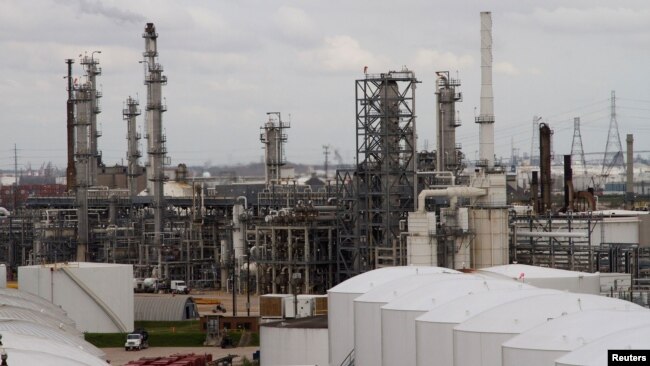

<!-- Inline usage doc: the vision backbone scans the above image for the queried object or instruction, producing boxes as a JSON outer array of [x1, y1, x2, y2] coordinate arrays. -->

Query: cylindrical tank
[[380, 277, 522, 366], [353, 271, 461, 366], [469, 208, 508, 268], [327, 266, 451, 366], [502, 310, 650, 366], [454, 293, 643, 366], [414, 287, 552, 366]]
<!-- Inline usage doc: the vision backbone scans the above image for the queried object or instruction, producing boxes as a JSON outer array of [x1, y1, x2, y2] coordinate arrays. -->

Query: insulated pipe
[[516, 231, 588, 238], [417, 187, 486, 212]]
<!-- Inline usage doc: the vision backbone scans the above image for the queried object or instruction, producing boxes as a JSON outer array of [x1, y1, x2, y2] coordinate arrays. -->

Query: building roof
[[382, 278, 528, 312], [555, 325, 650, 366], [479, 264, 599, 280], [503, 309, 650, 352], [328, 266, 458, 295], [1, 331, 107, 365], [0, 319, 104, 358], [415, 288, 558, 324], [455, 293, 642, 334], [262, 315, 328, 329], [134, 295, 198, 321], [354, 273, 468, 304]]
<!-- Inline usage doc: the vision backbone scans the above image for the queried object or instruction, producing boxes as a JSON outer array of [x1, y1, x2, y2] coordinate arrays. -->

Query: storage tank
[[327, 266, 450, 366], [1, 331, 108, 365], [454, 293, 643, 366], [380, 276, 521, 366], [479, 264, 600, 294], [414, 287, 556, 366], [353, 271, 462, 366], [18, 262, 134, 333], [554, 325, 650, 366], [261, 315, 328, 366], [502, 309, 650, 366]]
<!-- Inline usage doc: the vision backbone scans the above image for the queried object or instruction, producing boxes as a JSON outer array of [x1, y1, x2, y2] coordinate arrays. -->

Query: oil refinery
[[1, 6, 650, 366]]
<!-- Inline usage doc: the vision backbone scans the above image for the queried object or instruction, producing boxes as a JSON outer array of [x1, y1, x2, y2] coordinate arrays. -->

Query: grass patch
[[85, 321, 205, 348]]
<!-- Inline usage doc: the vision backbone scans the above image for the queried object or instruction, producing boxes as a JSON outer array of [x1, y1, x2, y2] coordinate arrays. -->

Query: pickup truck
[[124, 329, 149, 351]]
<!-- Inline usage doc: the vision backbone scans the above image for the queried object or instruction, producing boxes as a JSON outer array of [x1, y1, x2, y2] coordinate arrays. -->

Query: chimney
[[476, 11, 495, 169]]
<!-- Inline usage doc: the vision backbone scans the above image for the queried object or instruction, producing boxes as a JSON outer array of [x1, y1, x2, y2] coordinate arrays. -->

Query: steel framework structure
[[336, 71, 418, 281]]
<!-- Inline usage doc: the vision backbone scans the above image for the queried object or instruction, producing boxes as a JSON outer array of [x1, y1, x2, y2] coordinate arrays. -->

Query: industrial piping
[[417, 187, 486, 212]]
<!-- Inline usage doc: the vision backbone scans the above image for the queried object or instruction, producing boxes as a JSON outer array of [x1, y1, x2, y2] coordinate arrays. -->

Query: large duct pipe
[[418, 187, 486, 212], [516, 231, 588, 238], [476, 11, 495, 169], [626, 134, 634, 209]]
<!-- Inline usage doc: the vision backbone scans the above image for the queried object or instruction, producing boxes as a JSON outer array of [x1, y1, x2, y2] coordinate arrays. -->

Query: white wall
[[261, 326, 328, 366], [18, 263, 134, 333]]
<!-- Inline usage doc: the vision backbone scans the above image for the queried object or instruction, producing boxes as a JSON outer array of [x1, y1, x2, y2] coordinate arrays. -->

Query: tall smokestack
[[626, 134, 634, 209], [476, 11, 495, 169]]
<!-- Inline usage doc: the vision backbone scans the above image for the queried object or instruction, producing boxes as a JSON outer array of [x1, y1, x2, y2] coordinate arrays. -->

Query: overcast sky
[[2, 0, 650, 171]]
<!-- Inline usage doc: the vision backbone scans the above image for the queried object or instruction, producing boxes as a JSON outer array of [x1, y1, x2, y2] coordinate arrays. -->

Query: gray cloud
[[66, 0, 145, 24]]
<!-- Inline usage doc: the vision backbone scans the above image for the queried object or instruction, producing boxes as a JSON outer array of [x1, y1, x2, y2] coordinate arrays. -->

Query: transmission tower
[[570, 117, 587, 175], [602, 90, 625, 176], [530, 116, 541, 165]]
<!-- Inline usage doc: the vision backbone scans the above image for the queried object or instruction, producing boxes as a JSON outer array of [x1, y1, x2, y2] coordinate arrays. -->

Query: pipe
[[516, 231, 588, 238], [626, 134, 634, 209], [418, 187, 486, 212]]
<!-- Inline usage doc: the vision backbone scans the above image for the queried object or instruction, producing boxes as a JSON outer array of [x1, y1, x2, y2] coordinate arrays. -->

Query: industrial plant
[[1, 9, 650, 366]]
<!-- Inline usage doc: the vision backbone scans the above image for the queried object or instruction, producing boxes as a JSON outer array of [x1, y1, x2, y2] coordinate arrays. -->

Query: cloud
[[412, 49, 473, 72], [274, 6, 318, 44], [494, 61, 520, 76], [524, 7, 650, 33], [300, 35, 388, 72], [65, 0, 145, 24]]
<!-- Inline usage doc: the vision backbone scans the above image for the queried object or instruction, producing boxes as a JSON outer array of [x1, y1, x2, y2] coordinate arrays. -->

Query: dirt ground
[[103, 346, 259, 365]]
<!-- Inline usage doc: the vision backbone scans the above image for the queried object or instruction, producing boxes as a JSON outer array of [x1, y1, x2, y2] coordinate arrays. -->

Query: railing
[[340, 349, 355, 366]]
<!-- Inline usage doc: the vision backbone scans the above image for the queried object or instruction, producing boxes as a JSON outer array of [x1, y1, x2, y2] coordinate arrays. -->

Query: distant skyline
[[1, 0, 650, 171]]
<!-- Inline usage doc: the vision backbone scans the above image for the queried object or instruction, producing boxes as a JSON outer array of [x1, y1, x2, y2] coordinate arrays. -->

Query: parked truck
[[170, 280, 190, 294], [124, 329, 149, 351]]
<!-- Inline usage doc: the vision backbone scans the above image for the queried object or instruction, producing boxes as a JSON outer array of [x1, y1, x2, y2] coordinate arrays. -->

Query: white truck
[[124, 329, 149, 351], [170, 280, 189, 294]]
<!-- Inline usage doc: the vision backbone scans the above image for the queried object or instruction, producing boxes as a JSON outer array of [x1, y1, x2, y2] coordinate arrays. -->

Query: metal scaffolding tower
[[260, 112, 289, 185], [570, 117, 587, 175], [65, 59, 76, 192], [602, 90, 625, 176], [337, 70, 418, 281], [143, 23, 168, 251], [123, 96, 142, 200]]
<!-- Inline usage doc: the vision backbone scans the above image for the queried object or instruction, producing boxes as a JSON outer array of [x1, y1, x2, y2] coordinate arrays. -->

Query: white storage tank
[[555, 325, 650, 366], [454, 293, 643, 366], [1, 331, 108, 366], [414, 287, 555, 366], [380, 276, 521, 366], [502, 309, 650, 366], [327, 266, 451, 366], [18, 262, 134, 333], [479, 264, 600, 294], [260, 315, 328, 366], [353, 271, 462, 366]]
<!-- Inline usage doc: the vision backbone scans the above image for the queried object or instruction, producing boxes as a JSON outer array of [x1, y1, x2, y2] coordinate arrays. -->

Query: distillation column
[[475, 11, 495, 169], [80, 53, 102, 186], [436, 71, 462, 173], [260, 112, 289, 185], [123, 96, 142, 200], [143, 23, 168, 250], [65, 59, 76, 192], [73, 81, 93, 261]]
